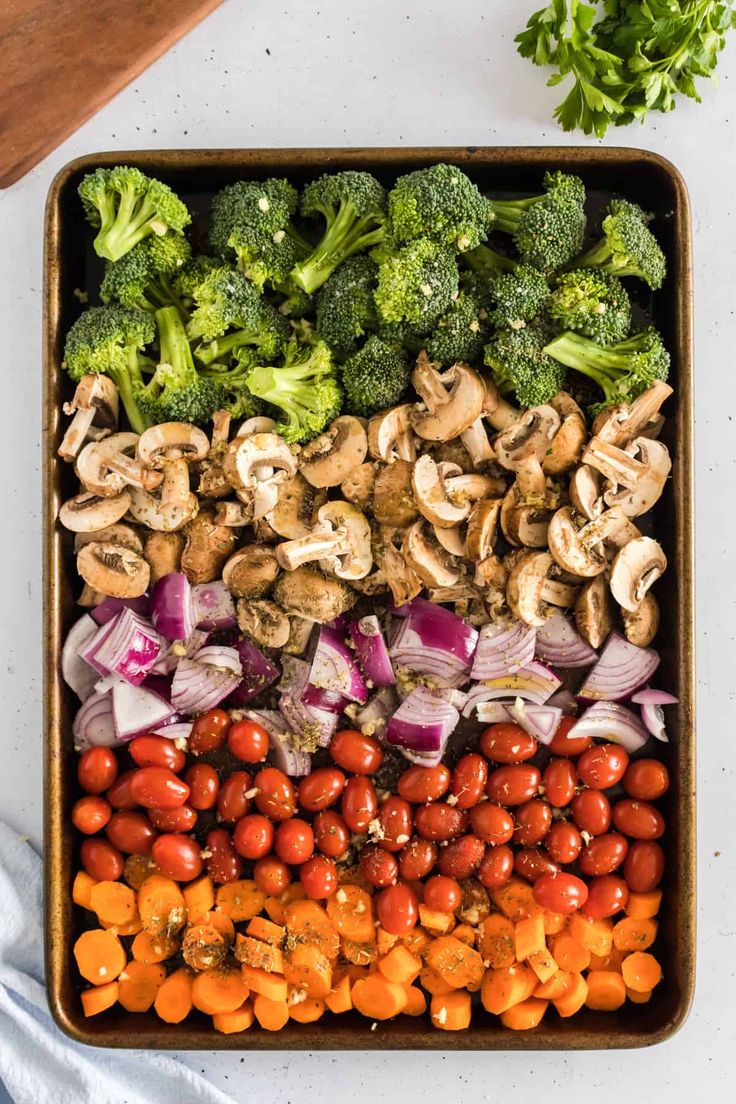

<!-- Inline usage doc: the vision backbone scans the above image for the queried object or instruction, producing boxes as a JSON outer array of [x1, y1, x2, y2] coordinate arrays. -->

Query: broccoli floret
[[464, 242, 519, 279], [487, 172, 586, 272], [315, 256, 379, 355], [488, 265, 550, 329], [63, 306, 154, 433], [484, 324, 566, 408], [543, 327, 670, 413], [136, 307, 225, 425], [388, 163, 491, 252], [186, 266, 264, 343], [78, 166, 190, 262], [547, 270, 632, 345], [195, 300, 291, 366], [376, 318, 426, 354], [341, 336, 410, 416], [291, 172, 387, 295], [375, 239, 459, 328], [424, 284, 491, 364], [100, 234, 191, 313], [488, 171, 585, 229], [199, 348, 265, 421], [571, 199, 666, 289], [244, 339, 342, 443], [172, 255, 222, 304]]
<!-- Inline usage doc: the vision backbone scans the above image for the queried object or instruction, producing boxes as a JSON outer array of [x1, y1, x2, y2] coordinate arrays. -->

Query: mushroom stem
[[582, 438, 648, 490], [103, 450, 164, 491], [214, 501, 252, 527], [59, 408, 97, 462], [276, 529, 349, 571], [459, 416, 495, 467], [160, 460, 192, 510], [539, 579, 578, 607]]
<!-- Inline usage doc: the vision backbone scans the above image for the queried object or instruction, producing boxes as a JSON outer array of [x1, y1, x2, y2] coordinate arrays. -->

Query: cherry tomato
[[543, 759, 578, 807], [313, 810, 350, 859], [329, 729, 383, 775], [579, 832, 629, 877], [413, 802, 467, 841], [227, 719, 269, 763], [612, 798, 665, 840], [359, 844, 399, 888], [184, 763, 220, 811], [450, 754, 488, 809], [274, 818, 315, 865], [397, 764, 451, 804], [582, 874, 629, 920], [189, 708, 231, 756], [377, 796, 413, 852], [298, 767, 346, 813], [546, 715, 593, 758], [424, 875, 462, 912], [106, 810, 157, 854], [152, 833, 204, 882], [468, 803, 514, 846], [480, 723, 537, 764], [571, 789, 611, 836], [205, 827, 243, 884], [255, 767, 296, 822], [376, 883, 419, 934], [513, 799, 552, 847], [233, 814, 274, 860], [577, 743, 629, 790], [128, 734, 186, 772], [148, 804, 198, 832], [106, 769, 138, 810], [545, 821, 583, 865], [485, 764, 541, 807], [341, 776, 378, 832], [71, 795, 111, 835], [437, 834, 485, 879], [129, 767, 189, 810], [477, 844, 514, 889], [514, 848, 560, 883], [623, 759, 670, 802], [623, 841, 665, 892], [78, 746, 118, 794], [398, 837, 437, 880], [80, 837, 123, 881], [217, 770, 253, 823], [533, 871, 588, 914], [300, 855, 338, 899], [253, 856, 291, 895]]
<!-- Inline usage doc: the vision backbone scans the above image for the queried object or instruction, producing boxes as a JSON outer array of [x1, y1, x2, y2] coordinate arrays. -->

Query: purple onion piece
[[461, 661, 561, 717], [61, 614, 100, 702], [471, 621, 537, 680], [83, 608, 164, 686], [151, 572, 195, 641], [278, 656, 338, 748], [534, 611, 599, 669], [568, 701, 650, 754], [111, 679, 177, 740], [386, 685, 460, 753], [308, 625, 368, 704], [227, 638, 280, 707], [507, 700, 563, 746], [72, 691, 121, 749], [192, 581, 237, 631], [631, 687, 679, 706], [578, 633, 660, 702], [348, 616, 396, 687], [90, 594, 151, 626], [243, 709, 312, 777]]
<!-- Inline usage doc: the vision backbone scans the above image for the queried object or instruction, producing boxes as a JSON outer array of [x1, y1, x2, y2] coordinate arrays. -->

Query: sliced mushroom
[[373, 531, 422, 608], [273, 566, 357, 623], [75, 524, 143, 554], [475, 554, 508, 592], [59, 375, 119, 462], [445, 472, 506, 506], [459, 416, 495, 468], [236, 599, 291, 649], [547, 506, 607, 578], [77, 583, 105, 608], [430, 439, 477, 473], [223, 545, 280, 598], [213, 501, 253, 527], [507, 551, 580, 627], [434, 523, 467, 558], [127, 459, 198, 532], [350, 566, 390, 597], [575, 575, 614, 649], [603, 438, 671, 517], [236, 416, 279, 438], [299, 417, 368, 488], [582, 437, 648, 490], [402, 521, 460, 587], [267, 473, 326, 540], [137, 422, 210, 467], [578, 507, 641, 554], [367, 405, 417, 463], [494, 406, 561, 471], [58, 490, 132, 533], [543, 393, 587, 475], [411, 363, 485, 441], [181, 510, 239, 584], [372, 460, 418, 528], [500, 485, 551, 549], [569, 465, 605, 521], [316, 501, 373, 580], [609, 536, 667, 612], [622, 592, 660, 647], [143, 531, 185, 585], [482, 378, 519, 431], [284, 616, 316, 656], [593, 382, 673, 447], [465, 499, 502, 562], [198, 413, 234, 499], [76, 433, 162, 497], [428, 581, 482, 604], [76, 541, 150, 599], [224, 432, 297, 494], [341, 462, 377, 510], [254, 517, 280, 544], [412, 455, 470, 528]]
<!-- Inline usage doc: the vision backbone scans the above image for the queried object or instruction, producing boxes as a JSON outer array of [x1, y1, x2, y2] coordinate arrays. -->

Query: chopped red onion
[[355, 687, 399, 739], [399, 746, 445, 767], [152, 721, 194, 741], [349, 616, 396, 687], [73, 691, 121, 749], [631, 688, 679, 706], [389, 604, 479, 674], [151, 573, 195, 641], [192, 581, 237, 630], [471, 621, 537, 680], [90, 594, 150, 626], [149, 629, 210, 676], [567, 701, 650, 753], [61, 614, 101, 702], [308, 626, 368, 704], [227, 639, 280, 707], [301, 684, 351, 714], [386, 685, 460, 753], [534, 611, 599, 669], [578, 633, 660, 702], [631, 690, 677, 742], [111, 678, 177, 740], [507, 699, 564, 746], [171, 645, 242, 714], [81, 608, 164, 686], [547, 689, 579, 716], [462, 661, 561, 716], [475, 701, 515, 724], [243, 709, 312, 776], [278, 656, 338, 748]]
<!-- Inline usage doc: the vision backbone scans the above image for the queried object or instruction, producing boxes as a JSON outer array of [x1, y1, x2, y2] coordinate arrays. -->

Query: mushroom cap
[[127, 471, 198, 533], [137, 422, 210, 467], [547, 506, 607, 578], [299, 416, 368, 489], [402, 520, 460, 588], [341, 462, 377, 510], [142, 530, 185, 585], [181, 510, 239, 584], [213, 501, 253, 527], [273, 566, 357, 624], [412, 454, 470, 528], [603, 438, 672, 518], [367, 405, 417, 463], [58, 490, 132, 533], [569, 465, 604, 521], [474, 553, 508, 592], [223, 544, 281, 598], [76, 541, 150, 599], [267, 473, 326, 540], [465, 499, 502, 562], [593, 382, 673, 447], [445, 472, 506, 506], [575, 574, 614, 650], [64, 374, 119, 424], [622, 591, 660, 647], [494, 406, 561, 471], [506, 551, 556, 627], [434, 522, 467, 558], [374, 536, 423, 608], [236, 599, 291, 649], [74, 523, 143, 554], [236, 416, 278, 438], [481, 377, 520, 431], [226, 432, 297, 491], [542, 406, 586, 476], [372, 459, 418, 528], [75, 432, 144, 497], [316, 501, 373, 580], [578, 506, 641, 553], [411, 365, 485, 441], [609, 536, 667, 612], [500, 485, 549, 549]]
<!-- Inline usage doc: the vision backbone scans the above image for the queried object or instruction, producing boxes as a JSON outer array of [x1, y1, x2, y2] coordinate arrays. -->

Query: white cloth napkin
[[0, 820, 236, 1104]]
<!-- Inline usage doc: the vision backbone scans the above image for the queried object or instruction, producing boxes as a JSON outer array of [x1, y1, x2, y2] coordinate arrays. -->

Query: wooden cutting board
[[0, 0, 225, 187]]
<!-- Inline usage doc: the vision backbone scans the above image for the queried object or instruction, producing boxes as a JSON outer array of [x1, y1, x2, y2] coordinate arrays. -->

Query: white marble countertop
[[2, 0, 735, 1098]]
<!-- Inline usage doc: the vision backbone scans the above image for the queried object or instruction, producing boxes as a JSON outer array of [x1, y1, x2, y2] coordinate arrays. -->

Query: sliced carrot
[[585, 970, 626, 1011], [528, 948, 558, 985], [73, 871, 97, 911], [81, 981, 118, 1017], [514, 913, 545, 961], [182, 923, 229, 972], [626, 890, 662, 920], [183, 875, 215, 922], [378, 943, 422, 985], [326, 885, 375, 943], [588, 946, 626, 973], [481, 963, 536, 1015], [612, 917, 658, 952], [234, 935, 284, 974], [491, 878, 540, 921], [284, 944, 332, 998], [74, 929, 127, 985], [621, 951, 662, 993], [253, 993, 289, 1031], [346, 963, 370, 984], [123, 853, 159, 890], [118, 961, 166, 1012], [90, 880, 137, 927], [351, 975, 408, 1020], [213, 1001, 254, 1033], [192, 967, 250, 1015], [154, 968, 194, 1024], [452, 923, 476, 948], [215, 880, 266, 923], [430, 990, 471, 1031], [289, 996, 325, 1023], [426, 935, 484, 991], [419, 905, 454, 935], [627, 987, 652, 1004], [533, 969, 573, 1001], [342, 939, 378, 966], [568, 913, 613, 957], [138, 875, 187, 936], [478, 913, 516, 968], [240, 965, 288, 1002], [202, 910, 235, 942], [284, 899, 340, 959], [543, 910, 568, 936], [325, 973, 353, 1014], [377, 927, 399, 956], [401, 928, 430, 957], [550, 931, 591, 973], [403, 984, 427, 1017], [419, 964, 455, 996], [246, 917, 285, 946], [264, 884, 307, 924], [100, 911, 143, 936], [500, 996, 548, 1031], [553, 971, 588, 1018], [131, 930, 179, 965]]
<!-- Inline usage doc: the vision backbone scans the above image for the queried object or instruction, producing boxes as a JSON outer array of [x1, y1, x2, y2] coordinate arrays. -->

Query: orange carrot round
[[500, 996, 548, 1031], [621, 951, 662, 993], [284, 945, 332, 999], [213, 1001, 255, 1034], [585, 971, 626, 1011], [326, 885, 374, 943], [351, 975, 408, 1020], [81, 980, 119, 1017], [612, 917, 658, 952], [138, 875, 186, 936], [154, 967, 194, 1023], [90, 880, 137, 927], [131, 930, 179, 965], [253, 993, 289, 1031], [118, 961, 166, 1012], [192, 968, 249, 1015], [430, 991, 471, 1031], [73, 929, 127, 985], [289, 996, 326, 1023]]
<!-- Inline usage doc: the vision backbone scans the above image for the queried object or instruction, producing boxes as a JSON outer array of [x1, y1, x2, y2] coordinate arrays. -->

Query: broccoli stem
[[543, 331, 632, 404], [291, 203, 384, 294], [98, 189, 163, 262], [464, 243, 518, 278], [156, 306, 194, 372], [194, 329, 261, 366], [568, 237, 617, 272], [108, 345, 151, 433], [488, 196, 542, 234]]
